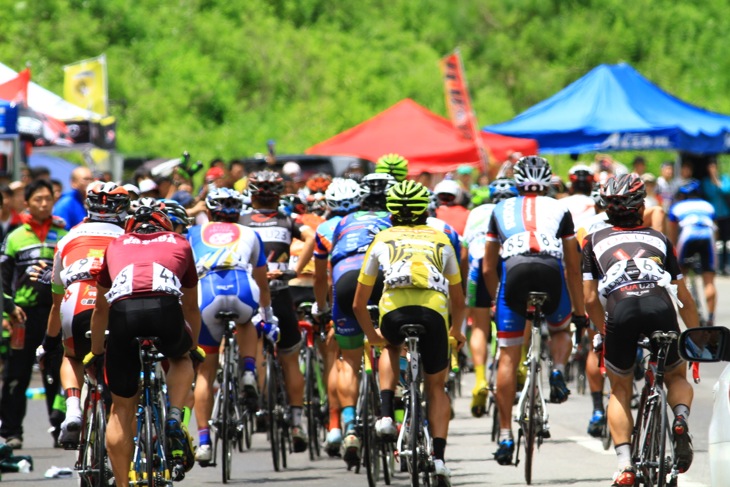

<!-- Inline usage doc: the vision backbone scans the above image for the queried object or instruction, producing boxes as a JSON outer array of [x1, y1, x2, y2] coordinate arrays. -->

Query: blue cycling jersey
[[669, 198, 716, 242], [330, 211, 391, 267]]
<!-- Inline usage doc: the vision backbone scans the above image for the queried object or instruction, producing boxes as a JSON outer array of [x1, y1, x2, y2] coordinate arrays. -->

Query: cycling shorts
[[380, 295, 449, 375], [198, 269, 260, 354], [272, 287, 301, 354], [289, 285, 315, 308], [466, 257, 491, 308], [604, 293, 681, 376], [332, 255, 384, 350], [59, 280, 97, 359], [678, 237, 715, 273], [106, 295, 193, 398], [495, 254, 571, 348]]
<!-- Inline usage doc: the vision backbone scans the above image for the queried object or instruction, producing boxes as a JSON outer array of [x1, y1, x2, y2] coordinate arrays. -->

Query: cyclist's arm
[[459, 244, 469, 289], [90, 285, 110, 356], [675, 278, 700, 329], [583, 280, 604, 334], [448, 282, 466, 343], [643, 206, 665, 233], [483, 240, 501, 301], [295, 238, 316, 275], [353, 282, 378, 343], [252, 264, 271, 308], [313, 257, 329, 311], [46, 292, 63, 337], [562, 237, 586, 316], [667, 220, 679, 246], [181, 286, 202, 349]]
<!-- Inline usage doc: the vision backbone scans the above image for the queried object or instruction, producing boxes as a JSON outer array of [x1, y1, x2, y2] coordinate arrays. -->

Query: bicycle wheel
[[655, 389, 669, 487], [523, 356, 539, 485], [266, 357, 281, 471], [490, 396, 499, 443], [94, 398, 109, 486], [304, 347, 318, 461], [364, 374, 380, 487], [221, 359, 232, 483], [409, 379, 420, 487], [144, 406, 155, 487]]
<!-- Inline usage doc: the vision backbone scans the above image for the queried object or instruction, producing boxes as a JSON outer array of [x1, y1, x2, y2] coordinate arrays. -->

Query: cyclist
[[433, 179, 469, 236], [239, 170, 312, 452], [89, 204, 201, 484], [375, 153, 409, 182], [582, 174, 699, 486], [44, 182, 130, 446], [484, 156, 587, 465], [187, 187, 274, 463], [306, 178, 365, 455], [354, 180, 466, 487], [562, 164, 596, 228], [462, 178, 518, 417], [322, 173, 393, 465], [159, 198, 193, 234], [668, 179, 717, 325]]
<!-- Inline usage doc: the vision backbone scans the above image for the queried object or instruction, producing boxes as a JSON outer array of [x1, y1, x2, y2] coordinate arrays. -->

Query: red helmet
[[600, 174, 646, 211], [86, 182, 130, 223], [124, 205, 174, 234]]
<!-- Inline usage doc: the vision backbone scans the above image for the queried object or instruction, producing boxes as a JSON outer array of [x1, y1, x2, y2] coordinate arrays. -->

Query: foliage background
[[2, 0, 729, 175]]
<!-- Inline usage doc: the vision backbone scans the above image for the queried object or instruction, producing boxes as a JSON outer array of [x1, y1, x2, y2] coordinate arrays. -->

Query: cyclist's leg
[[699, 238, 717, 323], [585, 326, 607, 436], [546, 263, 573, 403], [469, 259, 492, 417], [230, 271, 261, 393], [106, 394, 138, 486], [59, 303, 93, 443]]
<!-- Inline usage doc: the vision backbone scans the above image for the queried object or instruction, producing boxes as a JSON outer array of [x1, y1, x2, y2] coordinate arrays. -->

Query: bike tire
[[305, 347, 317, 461], [656, 388, 669, 487], [221, 357, 232, 483], [364, 374, 380, 487], [144, 406, 155, 487], [490, 397, 499, 443], [524, 355, 539, 485], [280, 416, 289, 469], [409, 378, 420, 487], [267, 356, 281, 471], [243, 408, 253, 450], [602, 418, 612, 451], [94, 397, 108, 487]]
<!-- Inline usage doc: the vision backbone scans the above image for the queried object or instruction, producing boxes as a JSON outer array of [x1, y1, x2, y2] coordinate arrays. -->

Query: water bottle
[[10, 322, 25, 350]]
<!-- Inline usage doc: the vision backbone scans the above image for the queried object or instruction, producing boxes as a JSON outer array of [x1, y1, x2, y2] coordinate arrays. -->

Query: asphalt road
[[3, 276, 729, 486]]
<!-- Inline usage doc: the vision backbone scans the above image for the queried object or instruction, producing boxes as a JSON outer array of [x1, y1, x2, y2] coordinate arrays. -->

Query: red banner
[[0, 68, 30, 105], [440, 50, 489, 171]]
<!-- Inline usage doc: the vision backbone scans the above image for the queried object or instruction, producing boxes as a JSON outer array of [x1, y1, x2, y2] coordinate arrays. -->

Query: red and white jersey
[[96, 231, 198, 304], [52, 221, 124, 316]]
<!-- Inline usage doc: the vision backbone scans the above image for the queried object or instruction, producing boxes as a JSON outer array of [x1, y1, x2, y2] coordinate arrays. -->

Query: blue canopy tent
[[485, 63, 730, 154]]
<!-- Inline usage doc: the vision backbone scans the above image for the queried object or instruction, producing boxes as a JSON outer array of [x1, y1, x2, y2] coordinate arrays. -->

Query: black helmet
[[249, 170, 284, 201], [600, 174, 646, 211]]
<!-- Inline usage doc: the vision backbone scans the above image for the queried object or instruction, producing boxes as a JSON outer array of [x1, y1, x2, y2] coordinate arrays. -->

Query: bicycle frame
[[75, 372, 109, 486]]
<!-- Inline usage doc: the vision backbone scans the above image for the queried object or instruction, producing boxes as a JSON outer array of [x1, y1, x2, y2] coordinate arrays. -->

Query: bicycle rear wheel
[[364, 374, 381, 487], [304, 347, 319, 460], [266, 357, 281, 471], [523, 356, 539, 485], [144, 406, 155, 486], [409, 379, 420, 487], [94, 398, 109, 486], [221, 360, 232, 483]]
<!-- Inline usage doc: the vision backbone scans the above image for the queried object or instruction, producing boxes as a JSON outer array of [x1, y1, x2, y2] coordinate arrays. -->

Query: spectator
[[343, 160, 367, 183], [229, 159, 247, 193], [495, 151, 522, 179], [52, 166, 94, 230], [204, 167, 226, 191], [19, 166, 31, 185], [416, 171, 433, 189], [7, 182, 25, 227], [154, 175, 174, 199], [456, 165, 474, 206], [641, 173, 661, 208], [0, 187, 20, 243], [657, 161, 678, 211], [632, 156, 647, 176], [137, 178, 159, 199], [29, 166, 51, 180], [702, 161, 730, 275], [678, 161, 694, 188], [209, 157, 225, 170], [49, 179, 63, 203]]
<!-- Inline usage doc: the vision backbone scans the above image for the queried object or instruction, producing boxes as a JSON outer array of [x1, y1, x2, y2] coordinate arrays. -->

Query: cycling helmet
[[206, 187, 243, 222], [433, 179, 462, 205], [375, 153, 409, 182], [159, 199, 192, 230], [125, 205, 174, 234], [306, 173, 332, 194], [325, 178, 363, 214], [386, 180, 431, 223], [85, 182, 130, 223], [590, 182, 605, 210], [488, 178, 519, 203], [129, 196, 160, 212], [600, 174, 646, 211], [361, 172, 396, 196], [513, 156, 552, 192], [248, 170, 284, 201], [678, 178, 702, 197], [279, 194, 307, 216], [306, 192, 328, 216], [569, 164, 595, 195], [282, 161, 302, 181]]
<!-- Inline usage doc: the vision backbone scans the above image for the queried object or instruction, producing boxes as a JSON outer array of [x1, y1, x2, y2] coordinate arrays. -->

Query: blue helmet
[[206, 187, 243, 221], [488, 178, 519, 203], [159, 199, 191, 230], [678, 179, 701, 197]]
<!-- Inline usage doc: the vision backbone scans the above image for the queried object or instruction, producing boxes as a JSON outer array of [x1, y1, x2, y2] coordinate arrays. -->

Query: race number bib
[[151, 263, 183, 297], [501, 231, 563, 259], [60, 257, 99, 286], [105, 264, 134, 303]]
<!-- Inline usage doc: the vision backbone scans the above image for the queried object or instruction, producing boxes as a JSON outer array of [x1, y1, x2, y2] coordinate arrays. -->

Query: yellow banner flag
[[63, 54, 108, 115]]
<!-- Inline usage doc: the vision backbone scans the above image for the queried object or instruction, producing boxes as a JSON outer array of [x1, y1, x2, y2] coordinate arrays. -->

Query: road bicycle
[[204, 311, 247, 483], [74, 359, 110, 486], [513, 292, 551, 485], [262, 330, 291, 471], [298, 301, 327, 460], [130, 337, 176, 487], [631, 331, 681, 487], [396, 324, 433, 487]]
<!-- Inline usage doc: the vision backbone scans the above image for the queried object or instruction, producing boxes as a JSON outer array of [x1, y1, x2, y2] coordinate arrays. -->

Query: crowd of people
[[0, 149, 726, 486]]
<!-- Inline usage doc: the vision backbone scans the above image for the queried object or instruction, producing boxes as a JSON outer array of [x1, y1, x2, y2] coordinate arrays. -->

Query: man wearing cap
[[137, 178, 159, 199], [53, 167, 95, 230]]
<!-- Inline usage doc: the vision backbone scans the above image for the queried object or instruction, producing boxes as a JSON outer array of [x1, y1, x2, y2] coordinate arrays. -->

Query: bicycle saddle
[[527, 292, 549, 306], [400, 324, 427, 337], [215, 310, 240, 321]]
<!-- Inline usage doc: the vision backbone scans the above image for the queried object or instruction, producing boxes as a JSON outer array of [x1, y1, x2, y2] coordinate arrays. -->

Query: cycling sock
[[474, 364, 486, 386], [553, 364, 565, 375], [673, 404, 690, 420], [341, 406, 356, 434], [66, 387, 81, 398], [198, 428, 210, 445], [591, 391, 604, 412], [433, 437, 446, 461], [167, 407, 183, 425], [615, 443, 631, 469], [242, 356, 257, 373], [329, 406, 341, 430], [291, 406, 303, 427], [182, 406, 192, 427], [380, 390, 395, 419], [65, 395, 81, 419], [498, 429, 513, 442]]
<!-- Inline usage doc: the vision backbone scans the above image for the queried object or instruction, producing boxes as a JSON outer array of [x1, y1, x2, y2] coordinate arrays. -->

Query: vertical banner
[[63, 54, 108, 115], [440, 49, 489, 172]]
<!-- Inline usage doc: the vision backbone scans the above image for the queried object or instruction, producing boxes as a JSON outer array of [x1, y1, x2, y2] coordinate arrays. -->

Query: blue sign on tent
[[485, 63, 730, 154], [0, 101, 18, 135]]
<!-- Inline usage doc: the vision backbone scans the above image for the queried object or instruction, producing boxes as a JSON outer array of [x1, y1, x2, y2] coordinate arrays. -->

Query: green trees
[[0, 0, 727, 165]]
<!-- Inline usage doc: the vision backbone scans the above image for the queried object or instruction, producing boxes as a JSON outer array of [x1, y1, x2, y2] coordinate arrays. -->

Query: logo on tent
[[600, 132, 671, 150]]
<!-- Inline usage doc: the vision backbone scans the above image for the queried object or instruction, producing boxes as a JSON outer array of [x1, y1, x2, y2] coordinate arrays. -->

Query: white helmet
[[433, 179, 462, 204], [282, 161, 302, 180], [325, 178, 363, 214]]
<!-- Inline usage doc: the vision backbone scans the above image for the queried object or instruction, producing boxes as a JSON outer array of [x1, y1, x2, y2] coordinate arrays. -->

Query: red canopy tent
[[306, 99, 538, 176]]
